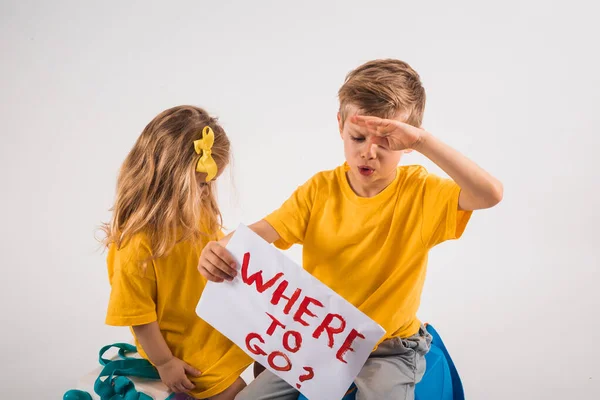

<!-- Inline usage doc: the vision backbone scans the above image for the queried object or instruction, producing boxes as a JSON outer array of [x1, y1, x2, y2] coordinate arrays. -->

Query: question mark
[[296, 366, 315, 389]]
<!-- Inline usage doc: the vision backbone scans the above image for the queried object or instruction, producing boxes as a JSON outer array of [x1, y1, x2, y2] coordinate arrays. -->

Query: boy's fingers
[[204, 260, 233, 281], [349, 116, 366, 125], [352, 115, 383, 125], [210, 248, 237, 277], [365, 118, 385, 126], [369, 133, 392, 147], [352, 117, 393, 135], [367, 119, 393, 131], [199, 266, 224, 283], [350, 118, 370, 128], [206, 251, 236, 279], [212, 244, 237, 267], [374, 125, 397, 137]]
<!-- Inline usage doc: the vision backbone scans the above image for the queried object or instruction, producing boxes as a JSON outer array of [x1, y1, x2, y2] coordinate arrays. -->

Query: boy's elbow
[[487, 181, 504, 207]]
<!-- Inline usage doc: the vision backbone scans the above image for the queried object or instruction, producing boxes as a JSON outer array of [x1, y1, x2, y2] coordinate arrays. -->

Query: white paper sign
[[197, 224, 385, 400]]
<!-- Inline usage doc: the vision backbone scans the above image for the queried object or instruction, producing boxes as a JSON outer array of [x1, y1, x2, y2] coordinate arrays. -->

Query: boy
[[198, 59, 503, 399]]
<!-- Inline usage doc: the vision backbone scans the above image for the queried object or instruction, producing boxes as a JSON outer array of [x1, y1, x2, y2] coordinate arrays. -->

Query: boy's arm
[[414, 131, 503, 210], [219, 219, 281, 246], [198, 220, 280, 282], [350, 115, 503, 211]]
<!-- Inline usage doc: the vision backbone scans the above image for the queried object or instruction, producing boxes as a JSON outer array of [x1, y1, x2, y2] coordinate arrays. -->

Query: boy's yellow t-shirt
[[265, 164, 472, 342], [105, 232, 252, 399]]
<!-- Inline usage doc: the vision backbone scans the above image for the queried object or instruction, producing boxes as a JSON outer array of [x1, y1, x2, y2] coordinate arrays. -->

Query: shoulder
[[115, 231, 152, 255], [399, 164, 445, 188], [398, 165, 458, 200], [290, 166, 340, 196], [399, 164, 429, 181], [107, 232, 154, 275], [307, 165, 344, 188]]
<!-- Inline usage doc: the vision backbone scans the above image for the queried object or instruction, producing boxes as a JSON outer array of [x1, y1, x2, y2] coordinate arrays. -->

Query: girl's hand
[[349, 115, 426, 151], [156, 356, 201, 393], [198, 240, 237, 282]]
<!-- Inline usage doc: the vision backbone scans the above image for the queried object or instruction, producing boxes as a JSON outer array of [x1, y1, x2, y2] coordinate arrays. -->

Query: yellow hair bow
[[194, 126, 218, 182]]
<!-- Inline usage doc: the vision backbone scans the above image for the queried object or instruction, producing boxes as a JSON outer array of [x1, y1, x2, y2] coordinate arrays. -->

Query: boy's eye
[[351, 136, 365, 142]]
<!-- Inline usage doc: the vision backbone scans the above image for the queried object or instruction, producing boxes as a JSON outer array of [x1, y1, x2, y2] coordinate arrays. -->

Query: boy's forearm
[[132, 322, 173, 366], [219, 219, 281, 246], [415, 131, 503, 210], [250, 220, 281, 243]]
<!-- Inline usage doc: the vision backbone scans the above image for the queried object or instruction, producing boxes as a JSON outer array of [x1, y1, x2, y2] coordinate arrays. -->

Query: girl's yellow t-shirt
[[265, 164, 472, 342], [105, 232, 252, 399]]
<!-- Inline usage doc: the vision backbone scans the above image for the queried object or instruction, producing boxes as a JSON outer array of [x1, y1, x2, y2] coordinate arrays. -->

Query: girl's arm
[[132, 322, 173, 365], [133, 322, 201, 393]]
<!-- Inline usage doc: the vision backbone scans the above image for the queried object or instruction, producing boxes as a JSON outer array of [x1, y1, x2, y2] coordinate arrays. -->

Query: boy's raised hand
[[350, 115, 425, 151], [198, 240, 237, 282]]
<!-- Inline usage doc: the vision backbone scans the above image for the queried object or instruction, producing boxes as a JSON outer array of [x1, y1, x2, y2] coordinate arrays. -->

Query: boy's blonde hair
[[102, 105, 230, 259], [338, 59, 426, 127]]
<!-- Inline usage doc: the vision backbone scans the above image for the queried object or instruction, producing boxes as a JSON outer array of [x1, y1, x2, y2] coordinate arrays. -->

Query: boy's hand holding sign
[[197, 224, 385, 400]]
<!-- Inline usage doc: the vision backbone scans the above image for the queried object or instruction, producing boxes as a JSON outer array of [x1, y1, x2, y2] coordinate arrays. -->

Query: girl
[[102, 105, 251, 399]]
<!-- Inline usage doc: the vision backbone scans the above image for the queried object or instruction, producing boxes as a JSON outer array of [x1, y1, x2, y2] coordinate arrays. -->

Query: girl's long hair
[[101, 105, 230, 259]]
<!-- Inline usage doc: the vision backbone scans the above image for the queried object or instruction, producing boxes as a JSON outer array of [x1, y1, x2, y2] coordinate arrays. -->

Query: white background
[[1, 0, 598, 398]]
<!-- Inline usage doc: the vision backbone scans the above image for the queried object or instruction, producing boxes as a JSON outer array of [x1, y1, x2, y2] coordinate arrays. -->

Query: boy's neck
[[345, 169, 398, 198]]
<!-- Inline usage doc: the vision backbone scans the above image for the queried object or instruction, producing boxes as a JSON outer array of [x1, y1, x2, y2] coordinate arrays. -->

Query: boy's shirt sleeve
[[105, 239, 158, 327], [420, 172, 473, 248], [264, 176, 317, 250]]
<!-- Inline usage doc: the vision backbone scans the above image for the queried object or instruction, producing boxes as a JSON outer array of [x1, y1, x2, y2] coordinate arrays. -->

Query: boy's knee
[[233, 385, 255, 400], [234, 371, 298, 400]]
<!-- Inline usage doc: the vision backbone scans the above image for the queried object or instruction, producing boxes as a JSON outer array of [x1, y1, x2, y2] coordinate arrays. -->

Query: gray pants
[[235, 325, 432, 400]]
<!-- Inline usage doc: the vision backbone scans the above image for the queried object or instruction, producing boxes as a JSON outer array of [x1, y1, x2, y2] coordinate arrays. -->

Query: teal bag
[[63, 343, 177, 400], [298, 324, 464, 400]]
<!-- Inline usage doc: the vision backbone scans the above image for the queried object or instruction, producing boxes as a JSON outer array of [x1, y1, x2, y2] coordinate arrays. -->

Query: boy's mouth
[[358, 165, 374, 176]]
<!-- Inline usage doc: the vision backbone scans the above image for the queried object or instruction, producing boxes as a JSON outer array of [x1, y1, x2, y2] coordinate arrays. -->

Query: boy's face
[[338, 105, 407, 191]]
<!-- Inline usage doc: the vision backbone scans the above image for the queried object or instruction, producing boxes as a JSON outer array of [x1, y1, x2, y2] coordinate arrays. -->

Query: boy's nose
[[361, 142, 377, 159]]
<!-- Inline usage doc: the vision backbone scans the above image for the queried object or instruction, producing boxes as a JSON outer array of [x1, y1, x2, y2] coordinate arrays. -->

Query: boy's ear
[[337, 112, 343, 137]]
